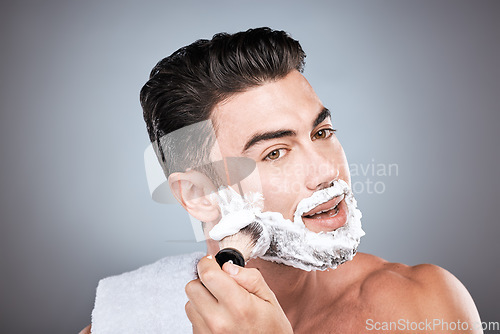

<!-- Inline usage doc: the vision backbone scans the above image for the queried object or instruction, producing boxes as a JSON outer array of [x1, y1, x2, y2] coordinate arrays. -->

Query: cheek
[[260, 165, 297, 197], [261, 186, 295, 218], [258, 165, 301, 218]]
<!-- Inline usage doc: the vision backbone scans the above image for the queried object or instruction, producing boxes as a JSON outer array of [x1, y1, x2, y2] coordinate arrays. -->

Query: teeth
[[301, 193, 346, 219], [308, 203, 339, 217], [328, 206, 340, 217]]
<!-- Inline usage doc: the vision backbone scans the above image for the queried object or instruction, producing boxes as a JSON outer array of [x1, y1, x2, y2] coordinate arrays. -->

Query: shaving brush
[[215, 222, 263, 268]]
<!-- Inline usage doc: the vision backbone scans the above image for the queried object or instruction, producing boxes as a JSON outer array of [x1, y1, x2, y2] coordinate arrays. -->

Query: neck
[[248, 256, 364, 325], [246, 258, 321, 324], [207, 239, 364, 328], [207, 240, 316, 312]]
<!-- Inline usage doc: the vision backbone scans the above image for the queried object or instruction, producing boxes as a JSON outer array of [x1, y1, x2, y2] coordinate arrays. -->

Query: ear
[[168, 170, 220, 223]]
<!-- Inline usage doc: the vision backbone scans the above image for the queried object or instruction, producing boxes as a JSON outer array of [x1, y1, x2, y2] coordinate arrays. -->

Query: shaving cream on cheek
[[208, 188, 264, 241], [209, 180, 365, 271]]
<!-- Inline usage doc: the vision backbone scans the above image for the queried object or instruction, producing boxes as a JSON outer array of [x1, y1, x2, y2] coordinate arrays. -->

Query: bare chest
[[294, 304, 370, 334], [290, 289, 384, 334]]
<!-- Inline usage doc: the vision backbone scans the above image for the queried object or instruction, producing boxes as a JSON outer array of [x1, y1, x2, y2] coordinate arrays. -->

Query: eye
[[313, 128, 336, 140], [264, 148, 286, 161]]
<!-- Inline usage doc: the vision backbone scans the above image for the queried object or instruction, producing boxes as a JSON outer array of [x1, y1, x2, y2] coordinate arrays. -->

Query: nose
[[303, 145, 340, 191]]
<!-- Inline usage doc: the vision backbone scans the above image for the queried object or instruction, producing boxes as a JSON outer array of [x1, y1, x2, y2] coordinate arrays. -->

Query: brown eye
[[266, 150, 281, 160], [313, 129, 335, 140], [316, 130, 327, 138]]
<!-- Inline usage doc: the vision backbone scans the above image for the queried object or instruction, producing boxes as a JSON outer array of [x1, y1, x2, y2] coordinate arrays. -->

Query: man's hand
[[185, 256, 293, 334]]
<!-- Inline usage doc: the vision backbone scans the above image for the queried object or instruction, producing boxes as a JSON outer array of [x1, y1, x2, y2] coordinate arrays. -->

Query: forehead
[[211, 71, 323, 155]]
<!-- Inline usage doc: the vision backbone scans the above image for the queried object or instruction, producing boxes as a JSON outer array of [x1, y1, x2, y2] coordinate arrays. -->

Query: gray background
[[1, 0, 498, 332]]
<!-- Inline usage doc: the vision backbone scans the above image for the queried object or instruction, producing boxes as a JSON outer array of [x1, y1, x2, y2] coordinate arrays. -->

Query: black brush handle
[[215, 248, 245, 268]]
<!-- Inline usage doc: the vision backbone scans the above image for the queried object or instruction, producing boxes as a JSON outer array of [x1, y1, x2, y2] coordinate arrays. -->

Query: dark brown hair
[[140, 27, 306, 179]]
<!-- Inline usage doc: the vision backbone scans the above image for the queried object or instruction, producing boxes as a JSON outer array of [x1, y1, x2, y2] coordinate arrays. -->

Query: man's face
[[211, 70, 351, 233]]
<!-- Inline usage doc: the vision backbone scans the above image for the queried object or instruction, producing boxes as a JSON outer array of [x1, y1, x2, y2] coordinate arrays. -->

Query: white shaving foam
[[209, 180, 365, 271], [209, 188, 263, 241]]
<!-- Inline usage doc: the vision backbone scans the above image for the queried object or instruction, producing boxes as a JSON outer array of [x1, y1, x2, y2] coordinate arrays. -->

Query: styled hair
[[140, 27, 306, 179]]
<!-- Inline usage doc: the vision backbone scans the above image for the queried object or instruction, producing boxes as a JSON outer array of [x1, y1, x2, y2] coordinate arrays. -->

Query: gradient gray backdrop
[[1, 0, 498, 332]]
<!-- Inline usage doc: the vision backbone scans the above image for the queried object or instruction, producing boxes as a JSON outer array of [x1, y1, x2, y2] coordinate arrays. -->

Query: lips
[[302, 194, 345, 217], [301, 194, 347, 232]]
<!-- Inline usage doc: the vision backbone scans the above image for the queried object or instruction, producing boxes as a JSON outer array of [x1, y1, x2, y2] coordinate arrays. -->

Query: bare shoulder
[[355, 253, 481, 328], [358, 254, 454, 293], [79, 324, 91, 334]]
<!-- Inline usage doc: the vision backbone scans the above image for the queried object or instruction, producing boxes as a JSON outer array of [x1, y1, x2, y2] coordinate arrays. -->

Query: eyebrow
[[313, 107, 331, 128], [242, 129, 296, 153], [242, 107, 331, 153]]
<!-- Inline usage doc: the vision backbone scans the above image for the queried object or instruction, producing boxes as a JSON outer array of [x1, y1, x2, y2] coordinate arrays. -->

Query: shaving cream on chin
[[209, 180, 365, 271]]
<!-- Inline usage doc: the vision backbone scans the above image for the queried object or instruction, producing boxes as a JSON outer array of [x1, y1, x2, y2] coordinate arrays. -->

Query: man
[[83, 27, 481, 333]]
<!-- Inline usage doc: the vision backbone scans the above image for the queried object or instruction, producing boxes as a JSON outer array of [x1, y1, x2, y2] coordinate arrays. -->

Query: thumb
[[222, 262, 277, 304]]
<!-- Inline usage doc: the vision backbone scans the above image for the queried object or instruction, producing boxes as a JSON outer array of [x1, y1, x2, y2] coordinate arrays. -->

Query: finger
[[185, 301, 212, 334], [185, 278, 219, 310], [186, 279, 228, 330], [196, 255, 247, 303], [222, 262, 277, 304]]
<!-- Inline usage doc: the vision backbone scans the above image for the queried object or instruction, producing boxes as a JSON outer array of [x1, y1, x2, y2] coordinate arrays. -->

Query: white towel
[[91, 252, 205, 333]]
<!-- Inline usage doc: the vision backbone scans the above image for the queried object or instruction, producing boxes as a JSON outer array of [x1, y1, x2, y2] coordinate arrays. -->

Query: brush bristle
[[218, 222, 262, 262]]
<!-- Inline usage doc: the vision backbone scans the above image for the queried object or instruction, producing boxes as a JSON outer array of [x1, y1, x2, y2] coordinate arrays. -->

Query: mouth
[[301, 194, 347, 232]]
